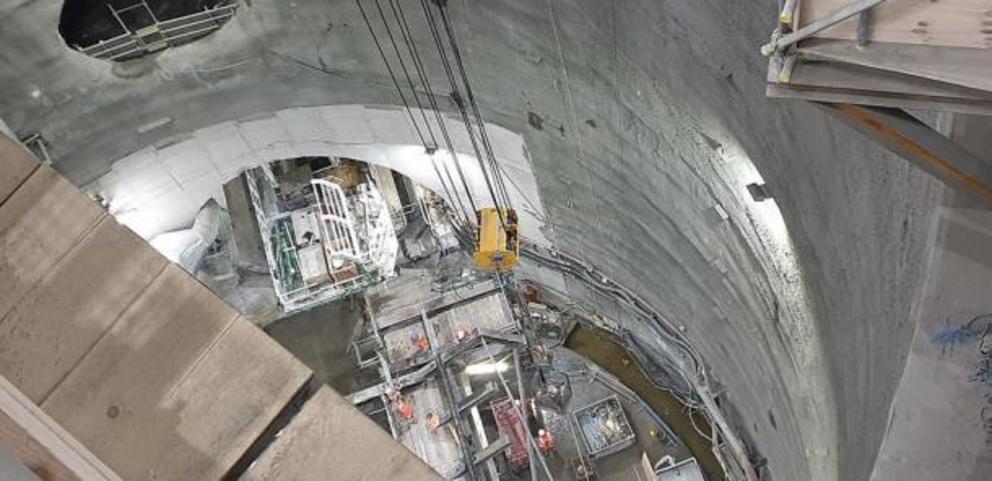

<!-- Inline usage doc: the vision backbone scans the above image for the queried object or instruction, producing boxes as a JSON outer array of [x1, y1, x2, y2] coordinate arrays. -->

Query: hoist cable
[[428, 152, 460, 222], [420, 0, 491, 216], [358, 0, 471, 235], [371, 0, 439, 149], [391, 0, 476, 226], [422, 0, 508, 230], [356, 0, 431, 149], [435, 5, 513, 210]]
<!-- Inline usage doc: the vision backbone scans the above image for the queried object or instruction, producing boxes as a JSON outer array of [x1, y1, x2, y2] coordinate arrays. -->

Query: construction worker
[[537, 429, 557, 456], [426, 412, 441, 431], [505, 209, 519, 250], [397, 397, 415, 422], [413, 333, 430, 353], [387, 387, 416, 424]]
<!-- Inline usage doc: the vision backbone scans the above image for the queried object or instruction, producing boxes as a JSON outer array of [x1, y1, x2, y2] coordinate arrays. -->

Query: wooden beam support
[[0, 375, 120, 481]]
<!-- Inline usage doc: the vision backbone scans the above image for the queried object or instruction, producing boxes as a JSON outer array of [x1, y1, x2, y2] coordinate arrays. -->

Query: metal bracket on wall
[[817, 103, 992, 206]]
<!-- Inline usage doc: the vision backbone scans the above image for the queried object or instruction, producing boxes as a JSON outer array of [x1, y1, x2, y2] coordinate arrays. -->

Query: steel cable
[[420, 0, 508, 230], [391, 0, 477, 225], [435, 5, 513, 210], [356, 0, 432, 149]]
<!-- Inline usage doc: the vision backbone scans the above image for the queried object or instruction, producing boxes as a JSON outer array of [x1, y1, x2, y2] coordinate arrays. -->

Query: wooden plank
[[800, 38, 992, 92], [0, 217, 169, 403], [784, 54, 992, 100], [802, 0, 992, 49], [0, 167, 105, 318], [0, 375, 121, 481], [40, 265, 241, 480], [0, 133, 38, 206], [162, 320, 311, 480], [241, 387, 441, 481], [767, 83, 992, 115]]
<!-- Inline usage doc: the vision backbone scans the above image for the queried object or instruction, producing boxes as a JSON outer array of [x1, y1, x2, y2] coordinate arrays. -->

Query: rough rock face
[[0, 1, 941, 480]]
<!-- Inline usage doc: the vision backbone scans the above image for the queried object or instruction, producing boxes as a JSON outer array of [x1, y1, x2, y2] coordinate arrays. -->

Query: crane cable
[[434, 3, 512, 210], [388, 0, 478, 228], [363, 0, 517, 238], [434, 0, 512, 214], [357, 0, 474, 233], [420, 0, 510, 231], [356, 0, 431, 152], [372, 0, 437, 148]]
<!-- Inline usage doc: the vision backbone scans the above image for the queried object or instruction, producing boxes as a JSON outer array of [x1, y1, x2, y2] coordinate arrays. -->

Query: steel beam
[[817, 103, 992, 204]]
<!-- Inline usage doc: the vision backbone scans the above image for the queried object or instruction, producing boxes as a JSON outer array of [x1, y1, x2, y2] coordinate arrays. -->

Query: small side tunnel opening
[[59, 0, 237, 62]]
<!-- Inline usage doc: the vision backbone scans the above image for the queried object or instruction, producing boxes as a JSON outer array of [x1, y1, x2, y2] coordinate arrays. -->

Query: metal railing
[[77, 1, 237, 61], [246, 169, 368, 313], [312, 179, 364, 262]]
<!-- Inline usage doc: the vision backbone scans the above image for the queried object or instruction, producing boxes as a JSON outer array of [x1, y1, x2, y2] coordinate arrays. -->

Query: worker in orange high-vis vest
[[537, 429, 557, 456], [387, 387, 416, 423], [397, 398, 415, 422]]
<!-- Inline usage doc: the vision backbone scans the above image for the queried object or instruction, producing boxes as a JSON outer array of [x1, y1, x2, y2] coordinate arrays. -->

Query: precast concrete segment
[[0, 1, 945, 480], [241, 387, 441, 481]]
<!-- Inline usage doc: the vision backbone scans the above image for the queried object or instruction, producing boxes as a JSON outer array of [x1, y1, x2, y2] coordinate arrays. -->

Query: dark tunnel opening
[[59, 0, 234, 60]]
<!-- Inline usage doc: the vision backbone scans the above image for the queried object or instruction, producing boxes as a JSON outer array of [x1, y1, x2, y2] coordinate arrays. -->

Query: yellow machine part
[[474, 207, 520, 271]]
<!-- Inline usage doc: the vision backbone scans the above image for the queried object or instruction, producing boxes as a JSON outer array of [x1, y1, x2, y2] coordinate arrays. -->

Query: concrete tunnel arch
[[85, 103, 550, 246]]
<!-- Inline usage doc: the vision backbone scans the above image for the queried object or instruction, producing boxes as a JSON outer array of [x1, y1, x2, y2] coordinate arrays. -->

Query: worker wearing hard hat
[[387, 387, 416, 423], [537, 429, 557, 456]]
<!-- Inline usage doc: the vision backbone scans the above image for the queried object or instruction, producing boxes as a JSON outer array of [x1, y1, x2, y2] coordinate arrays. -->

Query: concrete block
[[157, 138, 218, 184], [277, 108, 326, 142], [318, 105, 374, 144], [239, 116, 289, 154], [241, 387, 440, 481], [367, 108, 415, 146], [0, 217, 168, 403], [197, 122, 254, 171], [40, 265, 240, 480], [0, 167, 105, 318], [0, 374, 122, 481], [161, 320, 311, 481]]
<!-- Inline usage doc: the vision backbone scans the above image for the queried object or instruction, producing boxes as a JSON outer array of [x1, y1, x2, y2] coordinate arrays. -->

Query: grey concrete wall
[[0, 1, 943, 480], [870, 199, 992, 481]]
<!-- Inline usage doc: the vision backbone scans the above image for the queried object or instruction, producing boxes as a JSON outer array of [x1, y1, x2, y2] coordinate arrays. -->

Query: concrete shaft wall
[[0, 1, 942, 480]]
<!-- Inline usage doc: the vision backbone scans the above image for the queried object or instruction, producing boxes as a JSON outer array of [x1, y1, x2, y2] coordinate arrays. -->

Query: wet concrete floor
[[566, 325, 724, 481], [264, 296, 368, 394]]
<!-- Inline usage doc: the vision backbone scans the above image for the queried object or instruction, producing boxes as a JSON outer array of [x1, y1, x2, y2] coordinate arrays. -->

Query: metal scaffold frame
[[245, 168, 390, 313], [346, 277, 557, 481]]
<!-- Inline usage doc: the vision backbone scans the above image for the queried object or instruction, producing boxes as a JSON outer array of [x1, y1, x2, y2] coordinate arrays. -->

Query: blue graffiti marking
[[930, 314, 989, 355], [932, 323, 983, 354], [971, 324, 992, 390]]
